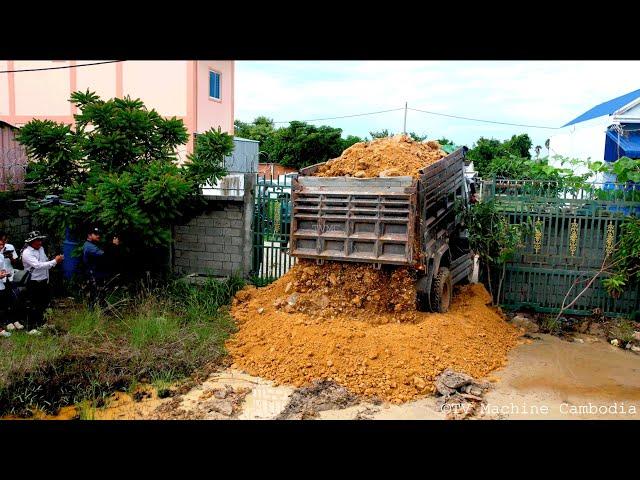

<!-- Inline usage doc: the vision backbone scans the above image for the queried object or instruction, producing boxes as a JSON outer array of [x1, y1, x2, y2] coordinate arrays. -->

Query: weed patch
[[0, 275, 244, 417]]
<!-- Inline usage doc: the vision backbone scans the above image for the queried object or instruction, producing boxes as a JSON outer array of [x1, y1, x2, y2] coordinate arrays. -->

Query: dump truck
[[289, 147, 474, 313]]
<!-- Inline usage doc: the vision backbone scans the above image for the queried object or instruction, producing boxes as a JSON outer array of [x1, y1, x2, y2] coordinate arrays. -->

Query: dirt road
[[43, 331, 634, 420]]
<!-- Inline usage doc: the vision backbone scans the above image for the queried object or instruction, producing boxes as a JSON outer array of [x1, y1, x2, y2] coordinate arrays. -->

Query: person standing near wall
[[20, 231, 63, 335], [82, 227, 120, 309]]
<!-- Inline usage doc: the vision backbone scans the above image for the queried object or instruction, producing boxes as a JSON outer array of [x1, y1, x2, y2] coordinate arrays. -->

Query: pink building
[[0, 60, 234, 159]]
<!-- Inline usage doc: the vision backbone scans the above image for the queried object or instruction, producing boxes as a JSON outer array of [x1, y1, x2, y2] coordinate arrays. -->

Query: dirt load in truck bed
[[314, 134, 447, 178], [227, 261, 520, 404]]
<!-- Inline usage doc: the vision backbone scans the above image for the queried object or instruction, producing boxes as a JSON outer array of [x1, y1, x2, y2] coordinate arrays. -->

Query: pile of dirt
[[277, 379, 359, 419], [242, 260, 418, 324], [227, 273, 520, 404], [314, 134, 447, 178]]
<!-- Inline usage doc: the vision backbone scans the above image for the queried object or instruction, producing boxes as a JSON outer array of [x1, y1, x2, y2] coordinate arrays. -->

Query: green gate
[[251, 174, 296, 282], [484, 178, 640, 316]]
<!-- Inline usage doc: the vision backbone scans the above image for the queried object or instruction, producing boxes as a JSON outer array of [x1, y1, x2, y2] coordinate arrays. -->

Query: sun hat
[[25, 231, 48, 243]]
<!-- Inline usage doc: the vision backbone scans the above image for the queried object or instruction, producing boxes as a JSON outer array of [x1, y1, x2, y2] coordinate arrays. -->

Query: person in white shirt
[[0, 231, 19, 271], [20, 231, 64, 334], [0, 236, 23, 336]]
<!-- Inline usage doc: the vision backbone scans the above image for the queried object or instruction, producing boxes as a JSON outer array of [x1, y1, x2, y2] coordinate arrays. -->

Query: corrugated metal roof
[[563, 88, 640, 127]]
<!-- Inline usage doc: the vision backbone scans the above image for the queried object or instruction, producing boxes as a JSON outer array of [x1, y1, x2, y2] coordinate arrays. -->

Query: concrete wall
[[0, 203, 32, 246], [172, 173, 255, 278]]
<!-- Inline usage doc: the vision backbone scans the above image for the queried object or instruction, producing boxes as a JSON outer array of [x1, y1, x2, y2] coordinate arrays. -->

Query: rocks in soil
[[277, 379, 359, 419], [633, 331, 640, 342], [611, 339, 620, 347], [434, 369, 490, 420], [510, 314, 539, 333]]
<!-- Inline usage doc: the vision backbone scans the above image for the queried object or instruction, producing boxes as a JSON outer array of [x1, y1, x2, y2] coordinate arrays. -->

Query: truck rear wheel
[[431, 267, 452, 313]]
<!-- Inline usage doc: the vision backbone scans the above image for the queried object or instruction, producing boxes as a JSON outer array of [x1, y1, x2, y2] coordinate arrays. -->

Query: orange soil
[[227, 262, 520, 404], [315, 134, 447, 178]]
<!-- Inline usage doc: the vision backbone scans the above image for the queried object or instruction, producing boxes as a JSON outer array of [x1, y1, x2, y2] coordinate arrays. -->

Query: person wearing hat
[[82, 227, 120, 309], [20, 231, 63, 334]]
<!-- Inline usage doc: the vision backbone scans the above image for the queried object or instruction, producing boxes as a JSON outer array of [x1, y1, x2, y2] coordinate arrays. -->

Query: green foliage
[[585, 156, 640, 184], [340, 135, 366, 151], [609, 319, 636, 344], [266, 121, 345, 170], [369, 129, 391, 139], [16, 91, 233, 274], [234, 116, 276, 144], [466, 134, 533, 177], [185, 127, 232, 186], [604, 217, 640, 297], [463, 200, 531, 303]]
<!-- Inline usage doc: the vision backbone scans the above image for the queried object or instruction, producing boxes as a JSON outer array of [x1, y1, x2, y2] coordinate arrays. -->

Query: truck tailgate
[[290, 176, 417, 265]]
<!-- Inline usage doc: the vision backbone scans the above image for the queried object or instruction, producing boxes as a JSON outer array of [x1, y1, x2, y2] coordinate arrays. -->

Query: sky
[[235, 61, 640, 150]]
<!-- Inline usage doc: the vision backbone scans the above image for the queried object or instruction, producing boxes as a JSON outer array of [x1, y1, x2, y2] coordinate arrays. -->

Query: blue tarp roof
[[563, 88, 640, 127], [604, 128, 640, 160]]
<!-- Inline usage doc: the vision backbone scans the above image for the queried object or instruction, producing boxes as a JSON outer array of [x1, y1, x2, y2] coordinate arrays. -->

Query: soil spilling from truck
[[254, 260, 419, 324], [315, 134, 447, 178], [227, 263, 520, 404]]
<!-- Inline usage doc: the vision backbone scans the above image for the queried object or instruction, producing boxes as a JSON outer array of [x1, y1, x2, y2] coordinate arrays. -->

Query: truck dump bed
[[290, 176, 417, 265], [290, 148, 467, 267]]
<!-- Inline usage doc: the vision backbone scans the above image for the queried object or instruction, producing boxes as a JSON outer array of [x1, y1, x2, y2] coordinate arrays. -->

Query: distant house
[[0, 120, 28, 191], [0, 60, 235, 161], [258, 163, 297, 178], [548, 88, 640, 178]]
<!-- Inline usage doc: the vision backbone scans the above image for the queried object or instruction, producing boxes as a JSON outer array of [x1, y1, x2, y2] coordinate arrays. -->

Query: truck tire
[[431, 267, 452, 313]]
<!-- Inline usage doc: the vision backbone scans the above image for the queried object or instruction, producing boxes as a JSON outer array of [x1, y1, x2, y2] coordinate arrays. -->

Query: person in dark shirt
[[82, 227, 120, 309]]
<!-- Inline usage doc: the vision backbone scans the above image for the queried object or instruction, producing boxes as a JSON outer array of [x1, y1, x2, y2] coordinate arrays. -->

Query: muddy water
[[482, 334, 640, 420]]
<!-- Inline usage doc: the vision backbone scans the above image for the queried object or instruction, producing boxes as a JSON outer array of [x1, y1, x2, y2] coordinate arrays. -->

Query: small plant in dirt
[[539, 315, 564, 335], [607, 319, 637, 345]]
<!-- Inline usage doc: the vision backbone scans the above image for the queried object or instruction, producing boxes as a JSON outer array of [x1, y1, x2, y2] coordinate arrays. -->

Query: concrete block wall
[[0, 204, 32, 245], [172, 173, 255, 278]]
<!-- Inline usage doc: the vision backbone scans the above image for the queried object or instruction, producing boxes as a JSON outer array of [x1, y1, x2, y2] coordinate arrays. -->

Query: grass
[[609, 319, 637, 344], [0, 274, 245, 417], [539, 315, 563, 335]]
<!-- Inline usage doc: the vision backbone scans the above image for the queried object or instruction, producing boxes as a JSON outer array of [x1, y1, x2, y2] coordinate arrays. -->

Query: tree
[[545, 138, 550, 156], [340, 135, 366, 151], [466, 133, 534, 177], [369, 129, 391, 139], [266, 121, 346, 170], [535, 145, 542, 159], [234, 116, 276, 145], [408, 132, 428, 142], [17, 90, 232, 279]]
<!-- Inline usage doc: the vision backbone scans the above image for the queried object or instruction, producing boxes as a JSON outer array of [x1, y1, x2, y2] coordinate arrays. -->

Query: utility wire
[[272, 108, 404, 124], [0, 60, 124, 74], [408, 106, 561, 130]]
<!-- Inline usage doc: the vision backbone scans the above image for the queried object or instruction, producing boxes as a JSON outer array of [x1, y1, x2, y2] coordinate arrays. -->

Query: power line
[[408, 106, 560, 130], [273, 108, 404, 124], [0, 60, 124, 74]]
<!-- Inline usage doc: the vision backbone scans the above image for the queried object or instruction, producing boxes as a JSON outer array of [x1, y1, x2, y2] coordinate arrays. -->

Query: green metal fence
[[483, 178, 640, 316], [251, 174, 296, 282]]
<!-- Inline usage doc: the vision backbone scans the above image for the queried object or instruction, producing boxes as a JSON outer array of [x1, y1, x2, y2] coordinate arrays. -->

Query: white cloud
[[235, 61, 640, 148]]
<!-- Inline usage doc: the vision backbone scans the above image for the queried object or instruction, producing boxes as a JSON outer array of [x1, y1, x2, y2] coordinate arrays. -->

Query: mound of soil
[[244, 260, 417, 324], [228, 274, 520, 404], [314, 134, 447, 178]]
